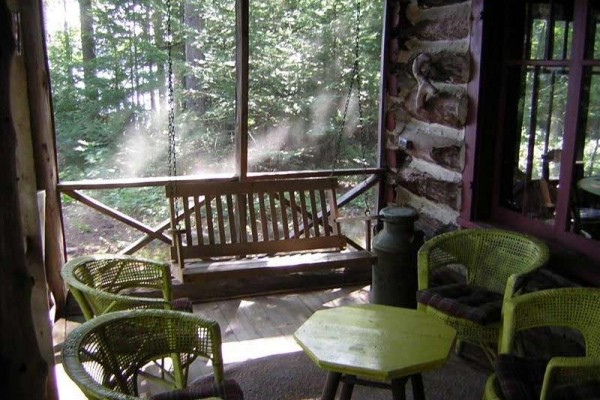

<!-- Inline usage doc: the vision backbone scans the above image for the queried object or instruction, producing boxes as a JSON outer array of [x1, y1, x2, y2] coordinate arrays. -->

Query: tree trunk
[[184, 1, 206, 113], [145, 6, 156, 111], [129, 1, 139, 109], [79, 0, 97, 99], [153, 6, 165, 107], [62, 0, 74, 85]]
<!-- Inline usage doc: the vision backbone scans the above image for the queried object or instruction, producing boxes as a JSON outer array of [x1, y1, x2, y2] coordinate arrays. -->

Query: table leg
[[339, 375, 355, 400], [411, 374, 425, 400], [390, 377, 408, 400], [321, 372, 341, 400]]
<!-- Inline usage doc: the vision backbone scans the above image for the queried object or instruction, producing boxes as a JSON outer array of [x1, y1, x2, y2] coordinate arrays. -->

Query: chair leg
[[480, 342, 497, 367], [454, 339, 464, 356]]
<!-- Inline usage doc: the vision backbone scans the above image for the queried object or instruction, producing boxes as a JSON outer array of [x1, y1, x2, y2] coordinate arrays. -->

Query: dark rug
[[209, 346, 491, 400]]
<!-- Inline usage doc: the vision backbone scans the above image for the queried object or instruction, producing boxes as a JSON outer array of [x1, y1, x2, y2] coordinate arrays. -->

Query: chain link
[[354, 0, 371, 216], [166, 0, 181, 227], [167, 0, 176, 179], [330, 0, 371, 216]]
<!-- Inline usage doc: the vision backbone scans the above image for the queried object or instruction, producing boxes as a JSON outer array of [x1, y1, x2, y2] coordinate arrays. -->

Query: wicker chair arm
[[417, 245, 432, 290], [62, 255, 174, 317], [541, 357, 600, 400], [416, 230, 458, 290], [90, 290, 172, 313], [500, 287, 600, 354], [502, 272, 534, 303], [61, 326, 141, 400], [61, 355, 225, 400], [416, 229, 548, 292], [62, 310, 227, 400], [63, 254, 171, 291]]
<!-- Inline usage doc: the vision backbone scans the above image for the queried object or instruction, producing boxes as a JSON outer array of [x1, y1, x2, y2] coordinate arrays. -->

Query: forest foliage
[[45, 0, 383, 182]]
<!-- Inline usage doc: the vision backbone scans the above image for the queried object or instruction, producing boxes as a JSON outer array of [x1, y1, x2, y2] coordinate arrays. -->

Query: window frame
[[463, 0, 600, 262]]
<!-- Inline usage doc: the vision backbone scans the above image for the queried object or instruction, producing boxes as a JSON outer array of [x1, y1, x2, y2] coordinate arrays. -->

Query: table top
[[578, 176, 600, 196], [293, 304, 456, 382]]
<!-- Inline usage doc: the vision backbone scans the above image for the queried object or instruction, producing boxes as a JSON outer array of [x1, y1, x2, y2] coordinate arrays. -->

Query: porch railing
[[57, 169, 384, 257]]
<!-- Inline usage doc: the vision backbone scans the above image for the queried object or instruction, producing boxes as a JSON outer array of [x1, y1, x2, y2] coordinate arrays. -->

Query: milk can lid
[[379, 206, 418, 222]]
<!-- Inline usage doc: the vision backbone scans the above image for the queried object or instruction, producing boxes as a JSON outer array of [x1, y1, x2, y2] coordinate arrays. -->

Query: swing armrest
[[168, 228, 187, 235]]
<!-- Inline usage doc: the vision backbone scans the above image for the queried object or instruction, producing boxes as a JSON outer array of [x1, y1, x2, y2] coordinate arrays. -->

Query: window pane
[[248, 0, 381, 172], [45, 0, 236, 180], [176, 0, 236, 175], [179, 0, 237, 176], [569, 66, 600, 240], [585, 0, 600, 59], [500, 66, 568, 223], [525, 1, 573, 60]]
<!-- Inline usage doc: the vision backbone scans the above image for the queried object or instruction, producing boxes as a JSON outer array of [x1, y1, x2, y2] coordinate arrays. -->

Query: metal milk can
[[371, 206, 420, 308]]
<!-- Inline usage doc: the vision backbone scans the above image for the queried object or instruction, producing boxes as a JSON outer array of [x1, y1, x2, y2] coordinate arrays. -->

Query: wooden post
[[11, 19, 58, 399], [20, 0, 67, 314], [1, 1, 52, 397]]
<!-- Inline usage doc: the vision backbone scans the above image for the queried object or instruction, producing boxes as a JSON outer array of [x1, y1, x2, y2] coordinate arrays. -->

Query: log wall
[[385, 0, 472, 237]]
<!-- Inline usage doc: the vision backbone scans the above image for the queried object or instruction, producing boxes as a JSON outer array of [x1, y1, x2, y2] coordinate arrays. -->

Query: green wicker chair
[[416, 228, 549, 363], [61, 309, 243, 400], [62, 254, 191, 320], [482, 286, 600, 400]]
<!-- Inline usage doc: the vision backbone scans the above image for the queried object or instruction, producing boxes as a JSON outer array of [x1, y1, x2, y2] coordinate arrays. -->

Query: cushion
[[429, 265, 466, 287], [495, 354, 548, 400], [515, 327, 586, 360], [416, 283, 503, 325], [150, 378, 244, 400], [550, 381, 600, 400], [170, 297, 194, 313]]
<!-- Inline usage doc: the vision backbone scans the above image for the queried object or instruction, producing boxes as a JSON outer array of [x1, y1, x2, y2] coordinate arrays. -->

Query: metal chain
[[167, 0, 176, 179], [354, 0, 371, 216], [166, 0, 180, 228], [330, 0, 371, 216]]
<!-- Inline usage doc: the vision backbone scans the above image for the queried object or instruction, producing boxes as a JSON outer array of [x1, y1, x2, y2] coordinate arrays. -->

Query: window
[[472, 0, 600, 260], [247, 1, 381, 173], [44, 0, 381, 180]]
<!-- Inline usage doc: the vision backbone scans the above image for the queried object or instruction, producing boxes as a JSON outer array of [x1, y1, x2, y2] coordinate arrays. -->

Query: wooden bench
[[165, 177, 376, 292]]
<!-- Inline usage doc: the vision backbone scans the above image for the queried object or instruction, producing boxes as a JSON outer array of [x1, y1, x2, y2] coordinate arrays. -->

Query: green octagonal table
[[294, 304, 456, 400]]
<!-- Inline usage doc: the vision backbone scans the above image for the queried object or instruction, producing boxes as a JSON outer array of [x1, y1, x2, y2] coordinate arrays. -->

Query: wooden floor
[[53, 285, 371, 399]]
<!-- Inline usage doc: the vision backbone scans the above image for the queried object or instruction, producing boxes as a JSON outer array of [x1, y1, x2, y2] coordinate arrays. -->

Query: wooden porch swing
[[164, 0, 377, 296]]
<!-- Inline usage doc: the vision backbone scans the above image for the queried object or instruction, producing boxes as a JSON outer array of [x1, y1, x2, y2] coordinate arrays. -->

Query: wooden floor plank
[[193, 301, 239, 343], [230, 299, 273, 341], [255, 294, 313, 335], [208, 298, 246, 342], [299, 286, 369, 312]]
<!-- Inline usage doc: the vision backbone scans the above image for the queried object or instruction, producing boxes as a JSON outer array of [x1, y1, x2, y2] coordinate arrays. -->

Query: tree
[[79, 0, 97, 99]]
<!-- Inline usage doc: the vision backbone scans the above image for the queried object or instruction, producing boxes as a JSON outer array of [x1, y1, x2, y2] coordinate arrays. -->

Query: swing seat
[[165, 177, 376, 297]]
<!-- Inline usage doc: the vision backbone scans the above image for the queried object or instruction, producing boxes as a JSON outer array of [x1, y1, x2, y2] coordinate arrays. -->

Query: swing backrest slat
[[166, 177, 346, 264]]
